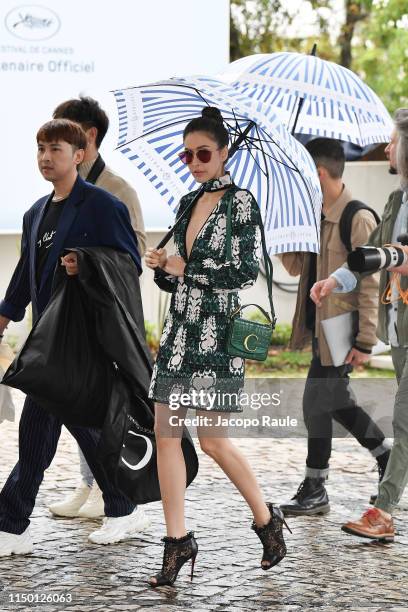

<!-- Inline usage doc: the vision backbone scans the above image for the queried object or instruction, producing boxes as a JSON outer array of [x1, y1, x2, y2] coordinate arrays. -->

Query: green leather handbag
[[225, 198, 276, 362]]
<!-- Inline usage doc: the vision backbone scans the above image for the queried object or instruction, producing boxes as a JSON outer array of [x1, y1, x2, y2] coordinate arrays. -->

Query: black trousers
[[0, 397, 135, 534], [304, 341, 386, 470]]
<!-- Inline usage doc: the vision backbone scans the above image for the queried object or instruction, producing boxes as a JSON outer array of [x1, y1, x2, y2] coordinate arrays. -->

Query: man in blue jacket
[[0, 119, 150, 556]]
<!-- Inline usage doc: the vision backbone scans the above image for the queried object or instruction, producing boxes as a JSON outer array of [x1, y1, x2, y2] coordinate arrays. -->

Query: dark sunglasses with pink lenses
[[178, 149, 216, 164]]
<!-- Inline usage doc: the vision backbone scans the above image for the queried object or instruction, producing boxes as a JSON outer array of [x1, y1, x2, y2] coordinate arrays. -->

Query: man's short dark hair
[[53, 96, 109, 148], [37, 119, 87, 150], [305, 138, 345, 179]]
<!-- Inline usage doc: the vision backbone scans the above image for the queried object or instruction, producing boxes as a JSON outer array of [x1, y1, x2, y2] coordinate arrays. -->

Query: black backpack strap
[[85, 154, 106, 185], [339, 200, 380, 252]]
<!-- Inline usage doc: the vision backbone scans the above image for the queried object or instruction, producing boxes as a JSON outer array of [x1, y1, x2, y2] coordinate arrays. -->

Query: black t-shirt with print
[[36, 198, 67, 284]]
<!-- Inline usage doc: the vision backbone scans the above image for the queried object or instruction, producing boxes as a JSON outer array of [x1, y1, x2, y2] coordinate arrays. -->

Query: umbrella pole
[[290, 43, 317, 136], [228, 121, 256, 158], [290, 98, 305, 136], [156, 187, 205, 249]]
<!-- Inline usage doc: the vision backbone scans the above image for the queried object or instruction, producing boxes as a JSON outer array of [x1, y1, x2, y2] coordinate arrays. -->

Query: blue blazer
[[0, 175, 141, 322]]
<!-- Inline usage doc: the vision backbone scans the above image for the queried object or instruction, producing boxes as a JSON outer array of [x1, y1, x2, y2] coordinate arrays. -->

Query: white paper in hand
[[321, 312, 354, 367], [321, 312, 389, 366]]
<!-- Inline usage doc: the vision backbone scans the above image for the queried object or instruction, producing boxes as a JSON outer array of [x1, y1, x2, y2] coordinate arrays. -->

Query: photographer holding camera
[[311, 109, 408, 541], [279, 138, 390, 518]]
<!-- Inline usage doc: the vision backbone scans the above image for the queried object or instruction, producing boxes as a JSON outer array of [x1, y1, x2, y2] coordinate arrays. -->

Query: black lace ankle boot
[[251, 503, 291, 570], [148, 531, 198, 587], [370, 449, 391, 505], [279, 477, 330, 516]]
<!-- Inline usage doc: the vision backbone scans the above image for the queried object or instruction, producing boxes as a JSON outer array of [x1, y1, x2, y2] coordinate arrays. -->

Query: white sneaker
[[88, 507, 151, 545], [77, 482, 105, 518], [48, 482, 91, 518], [0, 528, 33, 557]]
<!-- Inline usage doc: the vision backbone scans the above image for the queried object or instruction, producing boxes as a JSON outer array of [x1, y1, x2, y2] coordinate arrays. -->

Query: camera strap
[[381, 271, 408, 305]]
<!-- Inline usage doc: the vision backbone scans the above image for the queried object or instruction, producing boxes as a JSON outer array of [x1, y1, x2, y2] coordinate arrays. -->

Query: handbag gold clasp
[[243, 334, 258, 352]]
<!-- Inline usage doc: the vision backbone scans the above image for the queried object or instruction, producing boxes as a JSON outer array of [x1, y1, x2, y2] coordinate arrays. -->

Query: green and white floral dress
[[149, 174, 262, 412]]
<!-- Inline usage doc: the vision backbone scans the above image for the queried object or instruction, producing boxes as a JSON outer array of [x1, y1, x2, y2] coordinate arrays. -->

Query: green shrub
[[263, 350, 311, 370], [3, 334, 18, 351], [270, 323, 292, 346], [144, 321, 159, 354], [247, 311, 292, 346]]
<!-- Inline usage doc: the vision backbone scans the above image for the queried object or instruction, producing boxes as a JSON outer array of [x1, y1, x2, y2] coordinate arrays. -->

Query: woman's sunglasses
[[178, 149, 217, 164]]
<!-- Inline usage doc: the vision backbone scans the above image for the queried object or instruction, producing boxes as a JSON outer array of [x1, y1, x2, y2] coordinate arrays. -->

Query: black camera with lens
[[347, 233, 408, 273]]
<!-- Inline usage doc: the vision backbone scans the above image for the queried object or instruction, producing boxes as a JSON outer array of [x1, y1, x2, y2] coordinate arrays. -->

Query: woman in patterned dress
[[145, 107, 290, 587]]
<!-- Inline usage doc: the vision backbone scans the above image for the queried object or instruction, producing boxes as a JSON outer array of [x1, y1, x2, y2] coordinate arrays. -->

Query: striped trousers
[[0, 396, 135, 534]]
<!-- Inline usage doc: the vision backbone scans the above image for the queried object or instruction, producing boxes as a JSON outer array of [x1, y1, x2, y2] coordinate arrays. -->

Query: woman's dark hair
[[183, 106, 229, 149]]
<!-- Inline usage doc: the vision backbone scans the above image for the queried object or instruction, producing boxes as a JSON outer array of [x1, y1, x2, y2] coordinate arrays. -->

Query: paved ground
[[0, 390, 407, 612]]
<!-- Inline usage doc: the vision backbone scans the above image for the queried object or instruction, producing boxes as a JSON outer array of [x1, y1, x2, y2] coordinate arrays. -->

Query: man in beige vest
[[279, 138, 390, 517], [48, 97, 147, 536]]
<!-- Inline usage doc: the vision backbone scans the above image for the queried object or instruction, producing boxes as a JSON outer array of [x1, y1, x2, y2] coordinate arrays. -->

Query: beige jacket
[[79, 160, 147, 256], [281, 186, 379, 366]]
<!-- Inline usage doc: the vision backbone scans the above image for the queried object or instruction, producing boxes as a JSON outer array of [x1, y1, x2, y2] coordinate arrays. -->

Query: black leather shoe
[[280, 477, 330, 516], [369, 449, 391, 505]]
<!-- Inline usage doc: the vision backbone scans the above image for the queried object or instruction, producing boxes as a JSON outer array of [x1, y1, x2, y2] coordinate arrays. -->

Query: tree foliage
[[230, 0, 408, 113], [230, 0, 336, 62], [230, 0, 372, 65], [355, 0, 408, 113], [338, 1, 374, 67]]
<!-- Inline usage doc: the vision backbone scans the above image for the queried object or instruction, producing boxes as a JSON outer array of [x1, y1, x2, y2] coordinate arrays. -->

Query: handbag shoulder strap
[[226, 194, 276, 326]]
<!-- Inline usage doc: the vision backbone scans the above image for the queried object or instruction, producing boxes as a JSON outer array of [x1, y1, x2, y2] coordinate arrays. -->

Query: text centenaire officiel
[[0, 60, 95, 73]]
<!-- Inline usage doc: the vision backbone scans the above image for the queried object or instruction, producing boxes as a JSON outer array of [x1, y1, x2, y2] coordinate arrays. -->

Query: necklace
[[52, 193, 69, 202]]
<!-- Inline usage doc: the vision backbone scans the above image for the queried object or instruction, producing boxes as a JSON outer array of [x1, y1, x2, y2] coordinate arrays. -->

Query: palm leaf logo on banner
[[112, 76, 322, 254]]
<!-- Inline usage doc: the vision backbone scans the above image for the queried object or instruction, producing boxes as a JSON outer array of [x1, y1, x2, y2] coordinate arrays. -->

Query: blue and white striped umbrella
[[113, 76, 322, 254], [221, 53, 393, 146]]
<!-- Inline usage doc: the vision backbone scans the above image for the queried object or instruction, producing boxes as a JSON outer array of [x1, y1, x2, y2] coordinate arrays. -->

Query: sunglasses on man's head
[[178, 149, 216, 164]]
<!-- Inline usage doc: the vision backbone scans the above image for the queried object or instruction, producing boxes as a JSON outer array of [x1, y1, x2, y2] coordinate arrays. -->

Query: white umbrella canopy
[[220, 52, 393, 146], [113, 75, 322, 254]]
